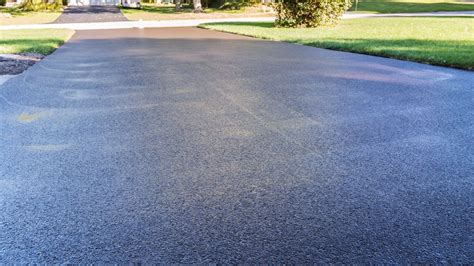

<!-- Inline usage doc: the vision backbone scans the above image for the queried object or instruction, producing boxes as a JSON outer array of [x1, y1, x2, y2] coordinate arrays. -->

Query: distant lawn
[[350, 0, 474, 13], [201, 17, 474, 70], [0, 7, 61, 25], [0, 29, 74, 54], [121, 3, 273, 20]]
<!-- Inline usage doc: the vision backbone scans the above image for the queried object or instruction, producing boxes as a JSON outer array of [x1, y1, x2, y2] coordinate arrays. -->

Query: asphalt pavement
[[53, 6, 128, 23], [0, 27, 473, 263]]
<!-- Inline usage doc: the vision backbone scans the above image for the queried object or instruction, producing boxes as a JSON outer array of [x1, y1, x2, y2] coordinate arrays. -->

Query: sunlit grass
[[0, 29, 74, 54], [350, 0, 474, 13], [201, 17, 474, 70], [120, 3, 272, 20], [0, 7, 62, 25]]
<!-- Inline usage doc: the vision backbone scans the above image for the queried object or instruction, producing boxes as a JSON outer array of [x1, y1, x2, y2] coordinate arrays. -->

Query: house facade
[[67, 0, 120, 5]]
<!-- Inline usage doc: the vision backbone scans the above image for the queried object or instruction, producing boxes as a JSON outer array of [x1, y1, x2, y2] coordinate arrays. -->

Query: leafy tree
[[276, 0, 352, 28], [19, 0, 62, 11]]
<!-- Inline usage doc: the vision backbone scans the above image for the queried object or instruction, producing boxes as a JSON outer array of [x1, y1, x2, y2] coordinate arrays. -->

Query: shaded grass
[[350, 0, 474, 13], [120, 3, 271, 20], [0, 29, 74, 54], [201, 17, 474, 70], [0, 7, 61, 25]]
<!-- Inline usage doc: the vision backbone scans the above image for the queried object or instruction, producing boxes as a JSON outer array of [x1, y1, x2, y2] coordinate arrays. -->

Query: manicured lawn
[[121, 4, 273, 20], [0, 7, 62, 25], [350, 0, 474, 13], [201, 17, 474, 70], [0, 29, 74, 54]]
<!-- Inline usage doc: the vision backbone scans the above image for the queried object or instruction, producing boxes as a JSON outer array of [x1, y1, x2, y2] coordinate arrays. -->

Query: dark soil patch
[[0, 53, 44, 75]]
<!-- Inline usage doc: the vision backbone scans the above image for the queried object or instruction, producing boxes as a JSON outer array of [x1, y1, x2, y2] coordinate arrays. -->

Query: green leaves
[[275, 0, 352, 28], [19, 0, 63, 11]]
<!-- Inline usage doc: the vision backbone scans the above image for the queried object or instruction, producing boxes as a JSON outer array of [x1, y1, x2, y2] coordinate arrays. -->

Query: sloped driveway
[[54, 6, 128, 23], [0, 27, 473, 263]]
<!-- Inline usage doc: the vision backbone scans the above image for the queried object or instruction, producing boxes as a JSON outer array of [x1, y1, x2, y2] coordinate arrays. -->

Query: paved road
[[53, 6, 128, 23], [0, 28, 473, 263]]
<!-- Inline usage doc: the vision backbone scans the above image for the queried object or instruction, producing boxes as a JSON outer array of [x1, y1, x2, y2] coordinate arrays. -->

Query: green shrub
[[219, 1, 243, 10], [19, 0, 63, 11], [275, 0, 352, 28], [0, 0, 6, 7]]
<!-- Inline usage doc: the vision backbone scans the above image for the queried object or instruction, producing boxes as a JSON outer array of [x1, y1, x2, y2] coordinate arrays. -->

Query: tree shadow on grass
[[124, 4, 195, 14], [1, 7, 39, 17]]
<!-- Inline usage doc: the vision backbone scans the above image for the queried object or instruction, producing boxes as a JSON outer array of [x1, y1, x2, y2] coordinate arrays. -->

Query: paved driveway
[[54, 6, 128, 23], [0, 28, 473, 263]]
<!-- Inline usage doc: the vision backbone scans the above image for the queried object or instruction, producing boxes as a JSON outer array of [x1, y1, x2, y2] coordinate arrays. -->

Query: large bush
[[19, 0, 63, 11], [275, 0, 352, 28]]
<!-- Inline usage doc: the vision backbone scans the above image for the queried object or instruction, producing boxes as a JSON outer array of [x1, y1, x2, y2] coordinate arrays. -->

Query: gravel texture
[[0, 27, 473, 264]]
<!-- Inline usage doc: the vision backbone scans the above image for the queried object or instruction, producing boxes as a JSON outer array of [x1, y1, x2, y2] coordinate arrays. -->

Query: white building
[[67, 0, 120, 5]]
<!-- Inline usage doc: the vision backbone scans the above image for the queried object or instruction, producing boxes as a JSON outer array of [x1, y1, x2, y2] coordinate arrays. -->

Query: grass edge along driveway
[[200, 17, 474, 71], [0, 29, 75, 55], [350, 0, 474, 14]]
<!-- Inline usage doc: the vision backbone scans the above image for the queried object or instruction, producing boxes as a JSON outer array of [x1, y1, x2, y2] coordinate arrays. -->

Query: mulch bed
[[0, 53, 45, 75]]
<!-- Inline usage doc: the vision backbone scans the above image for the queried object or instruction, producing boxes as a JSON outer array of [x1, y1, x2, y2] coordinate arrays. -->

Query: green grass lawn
[[0, 29, 74, 54], [121, 4, 273, 20], [201, 17, 474, 70], [350, 0, 474, 13], [0, 7, 62, 25]]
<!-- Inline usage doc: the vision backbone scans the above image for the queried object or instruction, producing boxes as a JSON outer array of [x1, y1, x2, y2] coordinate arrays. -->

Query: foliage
[[19, 0, 63, 11], [0, 0, 6, 7], [275, 0, 352, 28]]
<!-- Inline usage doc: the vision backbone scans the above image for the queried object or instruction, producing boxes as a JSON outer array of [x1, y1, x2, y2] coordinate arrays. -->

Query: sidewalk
[[1, 11, 472, 30], [0, 17, 275, 30]]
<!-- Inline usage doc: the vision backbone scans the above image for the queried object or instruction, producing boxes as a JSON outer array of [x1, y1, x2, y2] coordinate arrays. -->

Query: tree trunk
[[175, 0, 181, 11], [193, 0, 202, 12]]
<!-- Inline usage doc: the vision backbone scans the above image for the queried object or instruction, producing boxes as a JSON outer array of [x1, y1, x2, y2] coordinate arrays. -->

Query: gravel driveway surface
[[0, 27, 473, 264]]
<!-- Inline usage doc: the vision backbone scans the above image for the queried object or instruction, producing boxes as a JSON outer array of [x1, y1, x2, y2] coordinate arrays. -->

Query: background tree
[[276, 0, 351, 28], [19, 0, 62, 11], [193, 0, 202, 12]]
